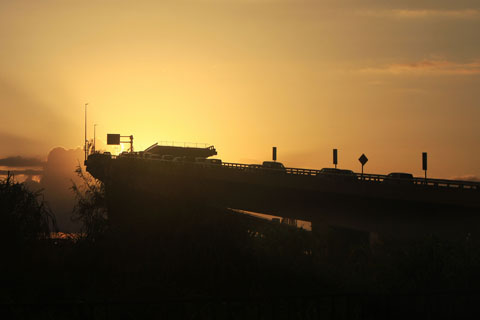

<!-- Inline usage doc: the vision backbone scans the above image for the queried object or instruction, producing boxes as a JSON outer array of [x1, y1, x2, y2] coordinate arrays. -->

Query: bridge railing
[[286, 167, 321, 176], [412, 177, 480, 189], [156, 141, 212, 148], [222, 163, 479, 190], [101, 154, 480, 191], [222, 162, 250, 170]]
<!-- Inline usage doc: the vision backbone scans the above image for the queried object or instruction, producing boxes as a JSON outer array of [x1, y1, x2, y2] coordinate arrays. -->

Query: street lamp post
[[84, 103, 88, 161], [93, 124, 98, 153]]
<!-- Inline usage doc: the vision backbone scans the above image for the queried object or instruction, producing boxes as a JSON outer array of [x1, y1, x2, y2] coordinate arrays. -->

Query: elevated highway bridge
[[85, 152, 480, 239]]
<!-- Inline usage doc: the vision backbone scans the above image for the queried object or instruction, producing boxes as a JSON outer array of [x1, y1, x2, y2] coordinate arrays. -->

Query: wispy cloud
[[392, 9, 480, 19], [0, 169, 43, 176], [361, 59, 480, 76], [450, 175, 480, 182], [0, 156, 45, 167], [359, 9, 480, 20]]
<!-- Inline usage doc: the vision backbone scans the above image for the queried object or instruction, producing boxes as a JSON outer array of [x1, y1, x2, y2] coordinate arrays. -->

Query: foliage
[[0, 173, 56, 245], [4, 166, 480, 308], [71, 166, 108, 241]]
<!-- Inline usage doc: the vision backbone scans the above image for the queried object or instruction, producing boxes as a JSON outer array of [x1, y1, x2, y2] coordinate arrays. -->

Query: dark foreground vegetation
[[2, 171, 480, 318]]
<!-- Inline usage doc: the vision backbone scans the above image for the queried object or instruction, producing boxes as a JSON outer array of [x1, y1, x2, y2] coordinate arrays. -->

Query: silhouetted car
[[262, 161, 286, 172], [96, 151, 111, 159], [87, 152, 111, 163], [383, 172, 414, 185], [171, 156, 196, 163], [146, 153, 162, 160], [194, 157, 222, 166], [161, 155, 174, 161], [246, 164, 262, 172], [317, 168, 357, 182], [206, 159, 222, 165], [119, 151, 137, 158]]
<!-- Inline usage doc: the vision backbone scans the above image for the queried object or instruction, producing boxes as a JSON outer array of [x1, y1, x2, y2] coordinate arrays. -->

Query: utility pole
[[84, 103, 88, 161], [422, 152, 428, 184], [93, 124, 98, 153], [333, 149, 338, 169]]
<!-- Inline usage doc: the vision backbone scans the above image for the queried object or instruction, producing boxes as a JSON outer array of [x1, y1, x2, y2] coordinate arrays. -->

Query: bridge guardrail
[[222, 162, 479, 190], [97, 154, 480, 191]]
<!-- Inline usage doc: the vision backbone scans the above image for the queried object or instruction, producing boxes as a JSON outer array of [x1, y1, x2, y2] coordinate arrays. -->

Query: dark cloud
[[331, 0, 480, 10], [361, 59, 480, 75], [0, 169, 43, 175], [0, 156, 45, 167], [0, 131, 46, 157]]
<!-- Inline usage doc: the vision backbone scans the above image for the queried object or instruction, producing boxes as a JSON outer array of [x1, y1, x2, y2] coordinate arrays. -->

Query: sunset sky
[[1, 0, 479, 179]]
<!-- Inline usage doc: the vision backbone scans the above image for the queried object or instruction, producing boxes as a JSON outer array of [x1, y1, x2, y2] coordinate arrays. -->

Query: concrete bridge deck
[[85, 154, 480, 239]]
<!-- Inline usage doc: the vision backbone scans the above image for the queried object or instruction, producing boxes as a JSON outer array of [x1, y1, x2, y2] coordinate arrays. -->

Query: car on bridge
[[161, 155, 174, 161], [262, 161, 286, 172], [206, 158, 222, 166], [195, 157, 222, 166], [119, 151, 137, 158], [383, 172, 414, 185], [316, 168, 357, 182], [172, 156, 196, 163], [246, 164, 262, 172], [143, 152, 161, 159]]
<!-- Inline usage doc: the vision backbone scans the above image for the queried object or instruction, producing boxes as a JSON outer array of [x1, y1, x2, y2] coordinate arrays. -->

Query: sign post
[[273, 147, 277, 162], [93, 124, 97, 153], [422, 152, 427, 183], [107, 133, 134, 153], [107, 134, 121, 145], [333, 149, 338, 169], [358, 154, 368, 180]]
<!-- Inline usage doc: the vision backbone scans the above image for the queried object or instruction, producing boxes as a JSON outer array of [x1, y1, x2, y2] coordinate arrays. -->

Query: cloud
[[40, 147, 85, 232], [359, 8, 480, 20], [0, 147, 86, 232], [361, 59, 480, 75], [0, 156, 45, 167], [0, 131, 46, 157], [392, 9, 480, 19], [450, 175, 480, 182], [0, 169, 43, 176]]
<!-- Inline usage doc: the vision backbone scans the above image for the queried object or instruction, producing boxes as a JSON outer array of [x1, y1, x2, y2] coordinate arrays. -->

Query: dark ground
[[2, 173, 480, 319]]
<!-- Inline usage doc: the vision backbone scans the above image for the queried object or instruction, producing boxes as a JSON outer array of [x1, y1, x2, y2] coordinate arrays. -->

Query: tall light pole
[[84, 103, 88, 161], [93, 124, 98, 153]]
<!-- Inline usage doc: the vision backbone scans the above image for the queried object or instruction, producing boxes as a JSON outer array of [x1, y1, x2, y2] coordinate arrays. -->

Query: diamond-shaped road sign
[[359, 154, 368, 166]]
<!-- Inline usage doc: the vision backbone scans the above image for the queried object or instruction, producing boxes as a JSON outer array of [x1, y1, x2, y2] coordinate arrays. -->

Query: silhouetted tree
[[71, 166, 108, 241], [0, 173, 56, 245]]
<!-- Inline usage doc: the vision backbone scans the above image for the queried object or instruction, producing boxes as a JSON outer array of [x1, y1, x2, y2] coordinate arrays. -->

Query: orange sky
[[1, 0, 479, 179]]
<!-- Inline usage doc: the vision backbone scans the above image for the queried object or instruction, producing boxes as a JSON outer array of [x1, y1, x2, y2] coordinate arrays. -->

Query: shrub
[[71, 166, 108, 241], [0, 173, 56, 245]]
